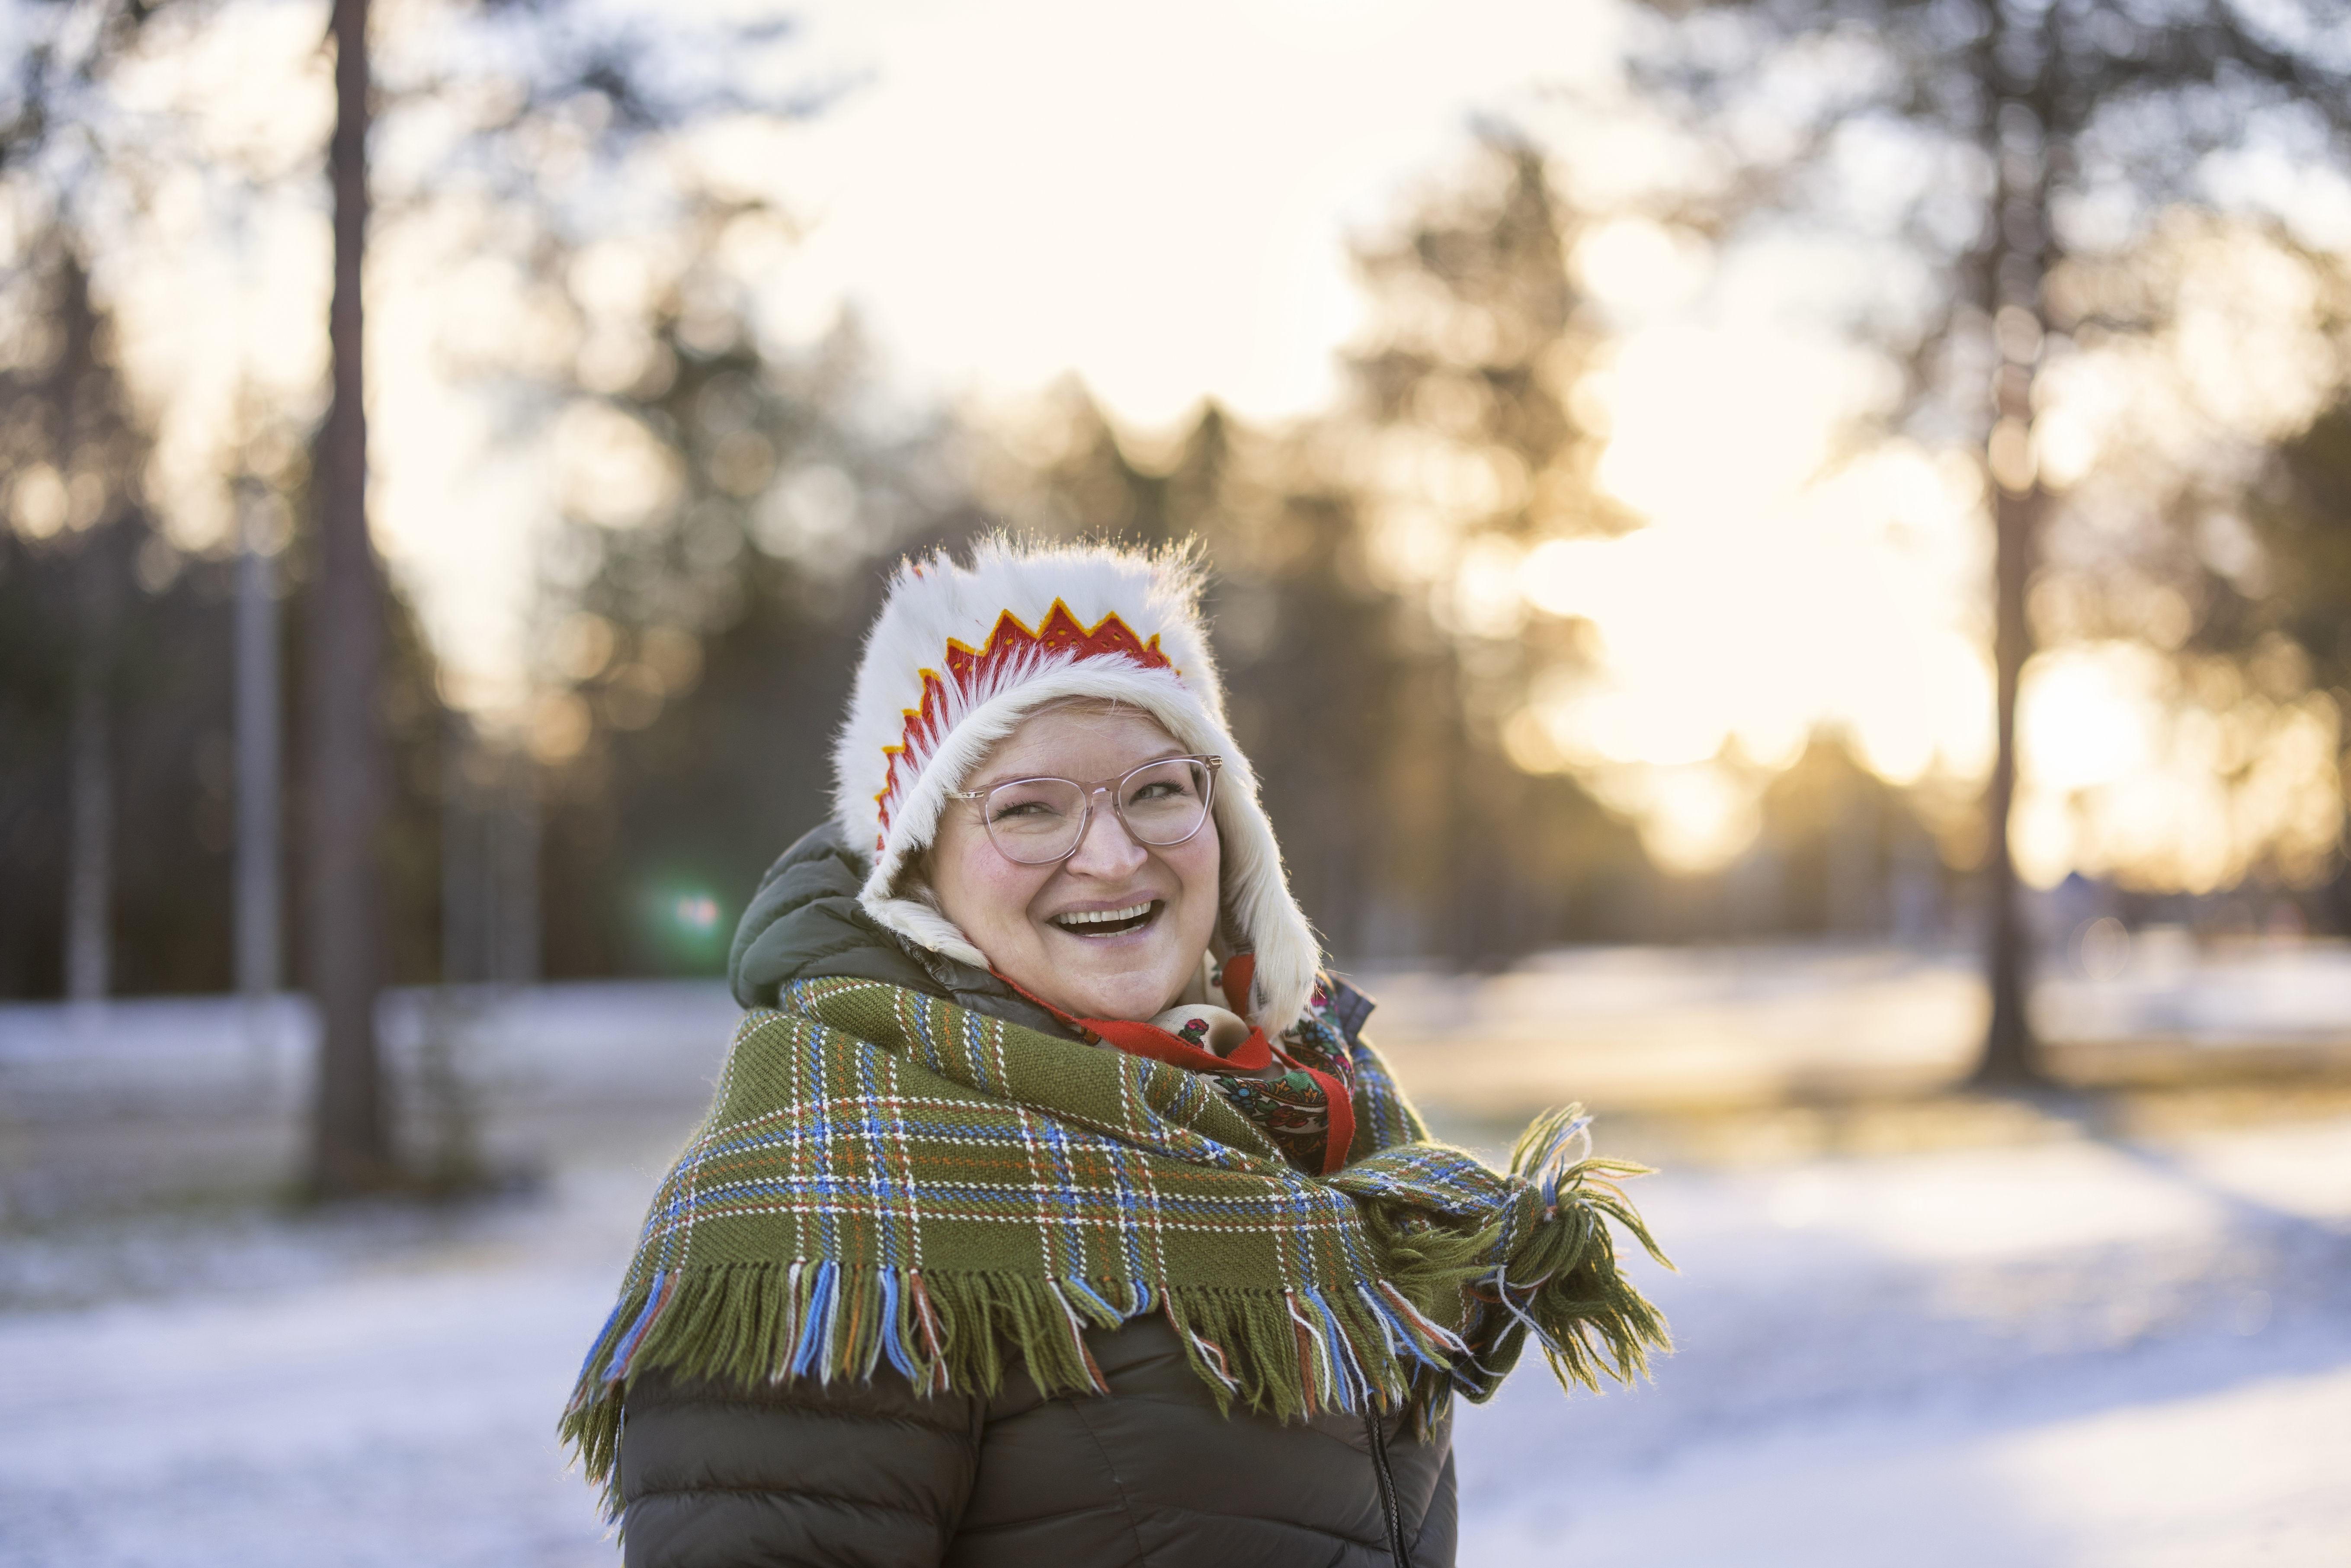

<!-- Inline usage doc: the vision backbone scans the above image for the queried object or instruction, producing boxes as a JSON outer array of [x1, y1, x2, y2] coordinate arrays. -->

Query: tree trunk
[[236, 477, 284, 1091], [236, 478, 282, 1002], [308, 0, 396, 1195], [65, 650, 110, 1006], [496, 755, 541, 985], [1977, 479, 2043, 1083], [57, 250, 112, 1014], [1970, 0, 2053, 1087]]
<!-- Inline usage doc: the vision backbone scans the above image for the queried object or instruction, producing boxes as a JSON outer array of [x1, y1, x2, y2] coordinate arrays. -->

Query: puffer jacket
[[614, 824, 1457, 1567]]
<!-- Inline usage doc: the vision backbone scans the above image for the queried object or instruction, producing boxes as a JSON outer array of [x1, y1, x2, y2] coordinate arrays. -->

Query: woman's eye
[[989, 790, 1068, 822], [1128, 769, 1198, 805]]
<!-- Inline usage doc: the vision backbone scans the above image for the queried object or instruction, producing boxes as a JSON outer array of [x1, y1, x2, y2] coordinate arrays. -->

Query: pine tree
[[1624, 0, 2351, 1080], [1329, 135, 1641, 962], [533, 300, 977, 977]]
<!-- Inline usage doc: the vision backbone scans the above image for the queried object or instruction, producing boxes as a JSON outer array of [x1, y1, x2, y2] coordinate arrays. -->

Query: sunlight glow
[[1498, 213, 2350, 884], [1571, 217, 1710, 319], [761, 0, 1620, 428], [1511, 428, 1995, 873], [1589, 324, 1862, 521], [2010, 643, 2345, 892]]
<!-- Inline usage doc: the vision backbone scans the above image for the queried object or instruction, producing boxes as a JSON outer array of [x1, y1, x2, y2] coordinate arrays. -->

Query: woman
[[564, 538, 1667, 1568]]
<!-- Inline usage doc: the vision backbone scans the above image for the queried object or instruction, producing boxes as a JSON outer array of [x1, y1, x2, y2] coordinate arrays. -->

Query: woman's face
[[930, 706, 1220, 1023]]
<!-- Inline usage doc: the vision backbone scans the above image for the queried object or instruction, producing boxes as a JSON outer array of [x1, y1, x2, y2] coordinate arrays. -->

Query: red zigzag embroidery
[[874, 601, 1177, 846]]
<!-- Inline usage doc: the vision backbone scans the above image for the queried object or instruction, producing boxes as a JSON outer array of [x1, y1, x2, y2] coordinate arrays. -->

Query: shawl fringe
[[560, 1103, 1670, 1514]]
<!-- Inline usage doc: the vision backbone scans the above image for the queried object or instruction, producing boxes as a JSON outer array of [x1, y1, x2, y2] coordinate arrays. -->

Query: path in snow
[[3, 1106, 2348, 1566]]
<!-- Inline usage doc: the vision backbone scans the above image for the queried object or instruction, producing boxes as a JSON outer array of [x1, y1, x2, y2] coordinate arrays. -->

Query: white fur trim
[[832, 538, 1320, 1031]]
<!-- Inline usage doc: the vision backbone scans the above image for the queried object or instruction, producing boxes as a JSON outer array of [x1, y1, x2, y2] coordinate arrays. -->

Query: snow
[[0, 982, 741, 1121], [3, 1110, 2344, 1565], [1452, 1119, 2351, 1565], [1363, 941, 2351, 1114], [4, 968, 2351, 1565], [12, 940, 2351, 1124], [0, 1158, 666, 1568], [1467, 1357, 2351, 1568]]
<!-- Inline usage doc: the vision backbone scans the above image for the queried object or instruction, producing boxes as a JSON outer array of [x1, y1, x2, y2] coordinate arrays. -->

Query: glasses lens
[[983, 777, 1089, 863], [1118, 759, 1212, 845]]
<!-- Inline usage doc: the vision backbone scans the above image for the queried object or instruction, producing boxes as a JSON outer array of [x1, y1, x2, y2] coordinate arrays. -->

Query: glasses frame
[[948, 755, 1223, 866]]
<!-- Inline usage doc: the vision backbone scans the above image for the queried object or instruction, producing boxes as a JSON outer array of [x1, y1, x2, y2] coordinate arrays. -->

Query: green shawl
[[562, 976, 1669, 1496]]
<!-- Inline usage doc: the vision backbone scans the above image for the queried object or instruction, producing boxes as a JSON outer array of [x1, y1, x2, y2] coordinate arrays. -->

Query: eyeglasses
[[948, 755, 1221, 865]]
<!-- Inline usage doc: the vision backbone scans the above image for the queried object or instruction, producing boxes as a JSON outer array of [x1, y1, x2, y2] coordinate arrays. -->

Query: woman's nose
[[1065, 789, 1149, 876]]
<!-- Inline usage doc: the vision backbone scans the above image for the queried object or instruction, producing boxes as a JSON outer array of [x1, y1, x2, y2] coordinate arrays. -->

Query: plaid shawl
[[562, 977, 1669, 1497]]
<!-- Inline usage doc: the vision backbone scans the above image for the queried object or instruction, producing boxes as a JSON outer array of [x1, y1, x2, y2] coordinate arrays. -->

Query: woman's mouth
[[1049, 900, 1161, 938]]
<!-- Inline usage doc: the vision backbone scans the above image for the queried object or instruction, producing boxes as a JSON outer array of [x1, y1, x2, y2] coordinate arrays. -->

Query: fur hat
[[833, 536, 1320, 1031]]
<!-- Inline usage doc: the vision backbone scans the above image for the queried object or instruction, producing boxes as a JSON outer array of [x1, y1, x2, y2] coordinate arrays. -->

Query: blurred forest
[[3, 0, 2350, 1018], [524, 138, 1992, 979], [0, 239, 447, 997]]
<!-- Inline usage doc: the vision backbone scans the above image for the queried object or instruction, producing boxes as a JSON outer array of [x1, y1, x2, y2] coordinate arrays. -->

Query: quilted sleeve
[[618, 1368, 986, 1568]]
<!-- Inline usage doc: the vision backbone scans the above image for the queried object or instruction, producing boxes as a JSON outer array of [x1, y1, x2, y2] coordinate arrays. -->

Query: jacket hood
[[727, 822, 1079, 1040]]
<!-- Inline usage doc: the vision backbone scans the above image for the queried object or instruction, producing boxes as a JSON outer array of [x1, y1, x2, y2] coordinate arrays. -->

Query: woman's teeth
[[1052, 901, 1156, 933]]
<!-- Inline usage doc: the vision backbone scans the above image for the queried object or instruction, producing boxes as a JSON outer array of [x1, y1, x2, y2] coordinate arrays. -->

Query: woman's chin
[[1020, 926, 1185, 1025], [1051, 971, 1179, 1024], [1027, 932, 1191, 1021]]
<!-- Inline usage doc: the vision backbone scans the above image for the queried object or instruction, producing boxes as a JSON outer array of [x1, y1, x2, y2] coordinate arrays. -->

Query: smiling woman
[[929, 709, 1223, 1023], [562, 538, 1671, 1568]]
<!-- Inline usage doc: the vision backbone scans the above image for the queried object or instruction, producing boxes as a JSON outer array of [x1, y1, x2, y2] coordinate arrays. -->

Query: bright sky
[[47, 0, 2350, 893], [102, 0, 1624, 693], [759, 0, 1620, 424]]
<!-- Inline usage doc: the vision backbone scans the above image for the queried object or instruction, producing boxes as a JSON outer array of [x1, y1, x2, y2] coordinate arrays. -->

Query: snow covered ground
[[10, 938, 2350, 1135], [3, 1098, 2347, 1566], [1453, 1113, 2351, 1566], [0, 1122, 682, 1568]]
